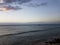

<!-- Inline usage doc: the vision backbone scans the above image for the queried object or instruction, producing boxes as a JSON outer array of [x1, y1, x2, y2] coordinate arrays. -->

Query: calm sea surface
[[0, 24, 60, 35]]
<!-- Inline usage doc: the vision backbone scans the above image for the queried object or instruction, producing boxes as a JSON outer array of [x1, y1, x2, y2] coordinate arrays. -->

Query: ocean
[[0, 24, 60, 36], [0, 24, 60, 45]]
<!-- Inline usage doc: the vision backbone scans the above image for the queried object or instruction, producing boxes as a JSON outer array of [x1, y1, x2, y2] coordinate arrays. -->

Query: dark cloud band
[[4, 0, 31, 4], [25, 2, 47, 7], [0, 0, 47, 11]]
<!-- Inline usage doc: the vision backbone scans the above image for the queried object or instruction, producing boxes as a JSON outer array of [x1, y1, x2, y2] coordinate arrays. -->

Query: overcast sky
[[0, 0, 60, 23]]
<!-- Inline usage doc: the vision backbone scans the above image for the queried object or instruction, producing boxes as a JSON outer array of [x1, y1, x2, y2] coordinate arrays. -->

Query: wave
[[0, 27, 60, 37]]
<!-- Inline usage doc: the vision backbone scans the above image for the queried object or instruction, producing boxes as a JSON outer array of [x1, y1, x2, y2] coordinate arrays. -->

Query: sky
[[0, 0, 60, 23]]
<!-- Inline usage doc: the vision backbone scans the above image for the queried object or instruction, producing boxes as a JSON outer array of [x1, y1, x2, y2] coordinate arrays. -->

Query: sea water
[[0, 24, 60, 35], [0, 24, 60, 45]]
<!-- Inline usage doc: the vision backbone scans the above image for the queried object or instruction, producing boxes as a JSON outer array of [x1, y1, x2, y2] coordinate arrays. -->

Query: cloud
[[25, 2, 47, 7], [0, 0, 47, 11], [0, 5, 22, 11], [40, 3, 47, 6], [0, 0, 31, 11], [3, 6, 22, 10], [4, 0, 31, 4]]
